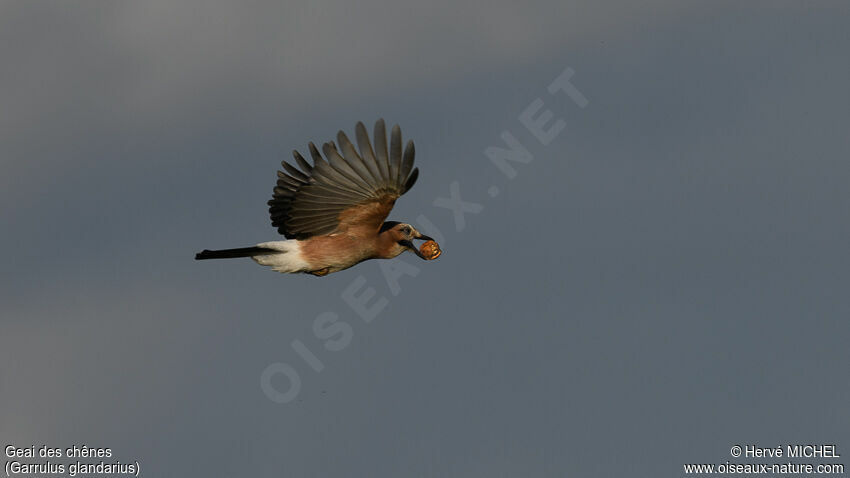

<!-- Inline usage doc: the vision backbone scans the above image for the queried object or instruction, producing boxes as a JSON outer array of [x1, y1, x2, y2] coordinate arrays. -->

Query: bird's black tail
[[195, 246, 275, 260]]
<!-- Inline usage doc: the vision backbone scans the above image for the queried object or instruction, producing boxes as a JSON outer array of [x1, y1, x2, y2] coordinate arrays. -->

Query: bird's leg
[[309, 267, 331, 277]]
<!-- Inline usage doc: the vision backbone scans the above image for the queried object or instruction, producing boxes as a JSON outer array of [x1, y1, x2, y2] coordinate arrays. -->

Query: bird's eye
[[402, 227, 410, 235]]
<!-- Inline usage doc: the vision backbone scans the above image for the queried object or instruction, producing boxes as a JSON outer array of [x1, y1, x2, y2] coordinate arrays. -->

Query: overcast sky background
[[1, 1, 849, 476]]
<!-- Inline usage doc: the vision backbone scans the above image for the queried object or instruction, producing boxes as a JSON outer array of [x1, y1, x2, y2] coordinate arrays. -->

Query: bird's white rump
[[252, 240, 310, 273]]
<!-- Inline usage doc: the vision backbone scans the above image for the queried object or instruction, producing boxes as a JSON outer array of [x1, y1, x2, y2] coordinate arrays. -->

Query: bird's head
[[381, 222, 434, 260]]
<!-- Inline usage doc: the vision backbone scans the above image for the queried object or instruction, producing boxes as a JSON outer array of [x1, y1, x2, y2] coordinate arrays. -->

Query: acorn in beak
[[418, 239, 442, 260], [399, 232, 441, 260]]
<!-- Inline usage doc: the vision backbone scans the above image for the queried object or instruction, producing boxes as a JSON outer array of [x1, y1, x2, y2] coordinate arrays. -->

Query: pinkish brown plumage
[[195, 119, 440, 276]]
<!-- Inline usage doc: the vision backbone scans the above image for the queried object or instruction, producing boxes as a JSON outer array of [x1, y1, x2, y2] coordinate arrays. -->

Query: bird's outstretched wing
[[268, 119, 419, 240]]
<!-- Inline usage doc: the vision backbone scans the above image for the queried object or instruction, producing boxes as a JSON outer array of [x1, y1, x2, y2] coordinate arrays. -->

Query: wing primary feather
[[286, 213, 340, 224], [289, 197, 358, 209], [276, 171, 304, 187], [299, 186, 361, 203], [322, 141, 374, 193], [282, 161, 309, 182], [277, 170, 305, 183], [292, 150, 313, 173], [276, 176, 302, 189], [287, 218, 339, 231], [310, 150, 371, 196], [273, 186, 293, 196], [337, 131, 378, 185], [308, 142, 331, 169], [310, 171, 372, 199], [355, 122, 383, 182], [400, 139, 415, 181], [389, 124, 402, 185], [373, 119, 391, 185]]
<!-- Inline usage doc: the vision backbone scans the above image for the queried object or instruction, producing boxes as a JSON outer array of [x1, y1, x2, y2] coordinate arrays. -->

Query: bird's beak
[[414, 232, 433, 241], [399, 239, 428, 260]]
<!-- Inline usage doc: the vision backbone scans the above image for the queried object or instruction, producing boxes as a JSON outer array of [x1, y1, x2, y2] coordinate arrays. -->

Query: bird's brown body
[[297, 226, 415, 276], [195, 120, 440, 275]]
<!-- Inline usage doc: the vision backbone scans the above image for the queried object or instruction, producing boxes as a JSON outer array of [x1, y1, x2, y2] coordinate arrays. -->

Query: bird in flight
[[195, 119, 441, 276]]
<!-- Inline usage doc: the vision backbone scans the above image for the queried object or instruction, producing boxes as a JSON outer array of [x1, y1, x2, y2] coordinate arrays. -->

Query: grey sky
[[2, 1, 848, 476]]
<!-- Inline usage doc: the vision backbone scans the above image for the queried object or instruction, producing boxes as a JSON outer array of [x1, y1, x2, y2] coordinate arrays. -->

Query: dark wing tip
[[403, 167, 419, 193]]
